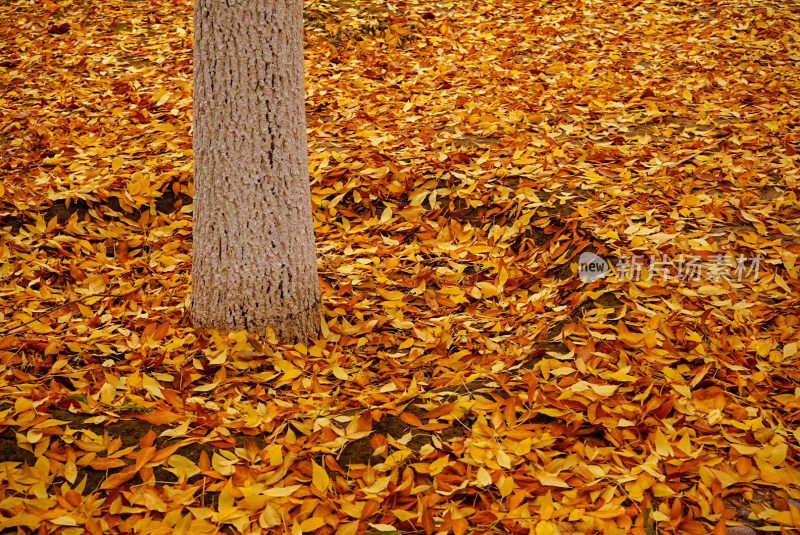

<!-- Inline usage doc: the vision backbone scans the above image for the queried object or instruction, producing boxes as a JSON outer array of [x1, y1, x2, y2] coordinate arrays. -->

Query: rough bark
[[192, 0, 321, 341]]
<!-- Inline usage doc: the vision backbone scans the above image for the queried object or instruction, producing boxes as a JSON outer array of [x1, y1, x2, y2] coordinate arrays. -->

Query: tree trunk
[[191, 0, 321, 342]]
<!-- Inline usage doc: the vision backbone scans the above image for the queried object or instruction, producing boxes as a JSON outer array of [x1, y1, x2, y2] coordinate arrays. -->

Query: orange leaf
[[137, 410, 181, 425], [424, 402, 456, 420], [89, 457, 128, 470], [100, 465, 137, 489], [198, 450, 211, 471], [399, 412, 422, 427], [150, 443, 182, 465], [139, 430, 157, 448], [422, 508, 435, 535], [127, 446, 156, 472]]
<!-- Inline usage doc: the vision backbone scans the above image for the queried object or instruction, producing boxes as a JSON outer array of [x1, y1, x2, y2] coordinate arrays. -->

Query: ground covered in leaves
[[1, 0, 800, 533]]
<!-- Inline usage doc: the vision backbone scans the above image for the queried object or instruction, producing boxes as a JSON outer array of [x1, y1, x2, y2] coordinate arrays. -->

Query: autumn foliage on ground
[[1, 0, 800, 533]]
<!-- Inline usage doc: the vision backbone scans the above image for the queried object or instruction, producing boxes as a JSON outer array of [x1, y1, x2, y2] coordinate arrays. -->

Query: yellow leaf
[[263, 485, 301, 497], [545, 63, 565, 74], [211, 452, 236, 476], [759, 467, 781, 484], [259, 505, 282, 528], [51, 516, 77, 526], [142, 374, 164, 399], [98, 382, 116, 405], [26, 429, 43, 443], [496, 267, 509, 289], [740, 210, 760, 223], [160, 420, 190, 438], [332, 366, 349, 380], [336, 521, 359, 535], [126, 171, 150, 196], [166, 455, 201, 479], [496, 449, 511, 469], [428, 455, 450, 475], [65, 460, 77, 484], [361, 475, 391, 494], [300, 517, 325, 532], [775, 274, 792, 293], [217, 507, 239, 522], [152, 88, 168, 103], [697, 285, 727, 296], [654, 428, 673, 458], [535, 521, 556, 535], [368, 524, 399, 532], [380, 206, 393, 224], [477, 281, 500, 298], [672, 383, 692, 398], [536, 472, 570, 488], [156, 91, 171, 106], [651, 510, 669, 522], [497, 474, 515, 497], [699, 465, 738, 488], [683, 195, 700, 207], [392, 509, 417, 522], [112, 155, 123, 172], [618, 332, 644, 345], [34, 456, 49, 476], [4, 513, 40, 528], [768, 444, 788, 466], [756, 339, 773, 357], [274, 356, 298, 374], [608, 368, 637, 382], [377, 289, 406, 301], [312, 460, 330, 493], [588, 383, 618, 397], [476, 467, 492, 487], [770, 509, 800, 527]]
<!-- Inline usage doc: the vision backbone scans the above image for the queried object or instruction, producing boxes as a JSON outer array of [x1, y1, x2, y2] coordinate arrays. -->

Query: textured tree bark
[[192, 0, 321, 342]]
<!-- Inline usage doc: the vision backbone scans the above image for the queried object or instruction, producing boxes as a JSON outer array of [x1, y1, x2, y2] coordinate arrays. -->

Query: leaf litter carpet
[[1, 0, 799, 533]]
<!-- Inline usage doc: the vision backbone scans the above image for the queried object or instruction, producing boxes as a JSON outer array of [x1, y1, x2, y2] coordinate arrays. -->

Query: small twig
[[664, 134, 731, 168], [664, 148, 708, 168], [0, 292, 135, 336]]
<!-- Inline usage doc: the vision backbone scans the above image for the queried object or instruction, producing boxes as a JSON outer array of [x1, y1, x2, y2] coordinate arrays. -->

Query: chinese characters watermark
[[578, 253, 762, 283]]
